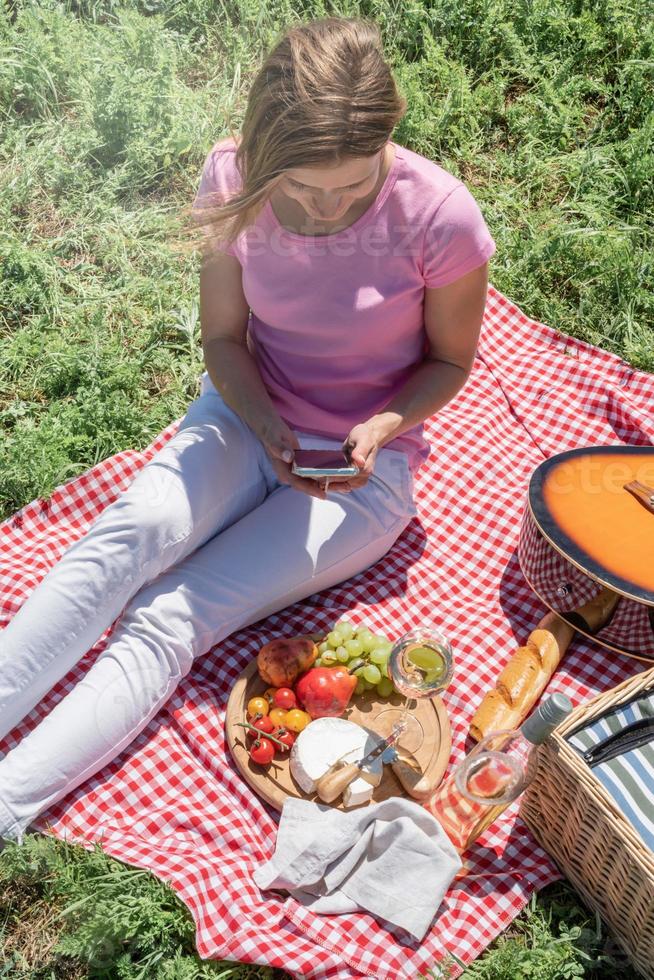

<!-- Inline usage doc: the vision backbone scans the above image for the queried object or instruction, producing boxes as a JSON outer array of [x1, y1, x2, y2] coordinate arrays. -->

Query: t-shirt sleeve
[[191, 144, 240, 258], [421, 183, 496, 289]]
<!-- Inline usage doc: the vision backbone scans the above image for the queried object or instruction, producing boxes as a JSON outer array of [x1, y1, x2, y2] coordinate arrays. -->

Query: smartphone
[[291, 449, 359, 479]]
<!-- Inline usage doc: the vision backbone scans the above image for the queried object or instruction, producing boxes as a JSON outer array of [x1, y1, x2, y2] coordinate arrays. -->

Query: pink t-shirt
[[193, 137, 496, 472]]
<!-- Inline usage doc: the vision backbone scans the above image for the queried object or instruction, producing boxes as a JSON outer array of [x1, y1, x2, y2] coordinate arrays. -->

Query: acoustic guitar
[[470, 445, 654, 741]]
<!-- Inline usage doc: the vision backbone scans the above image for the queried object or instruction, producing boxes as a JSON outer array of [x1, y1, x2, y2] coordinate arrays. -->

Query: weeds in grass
[[456, 885, 639, 978], [0, 833, 284, 978]]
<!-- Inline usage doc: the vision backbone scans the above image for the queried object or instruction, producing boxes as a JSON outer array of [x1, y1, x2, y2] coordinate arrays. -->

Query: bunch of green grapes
[[314, 620, 396, 698]]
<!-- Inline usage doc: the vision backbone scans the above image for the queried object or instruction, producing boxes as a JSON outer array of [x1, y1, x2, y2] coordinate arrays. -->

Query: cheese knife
[[315, 722, 405, 804]]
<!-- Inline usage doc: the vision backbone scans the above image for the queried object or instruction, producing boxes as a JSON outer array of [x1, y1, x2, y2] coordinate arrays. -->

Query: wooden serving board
[[225, 657, 452, 812]]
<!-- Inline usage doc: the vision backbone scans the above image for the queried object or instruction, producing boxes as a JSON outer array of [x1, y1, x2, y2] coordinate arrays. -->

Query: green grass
[[0, 833, 287, 978], [1, 0, 652, 519], [1, 0, 652, 976]]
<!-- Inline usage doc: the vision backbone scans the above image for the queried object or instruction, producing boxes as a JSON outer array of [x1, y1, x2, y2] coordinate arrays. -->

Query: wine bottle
[[425, 693, 573, 852]]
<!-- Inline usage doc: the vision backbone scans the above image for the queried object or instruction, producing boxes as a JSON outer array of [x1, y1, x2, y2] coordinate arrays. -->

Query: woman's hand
[[341, 420, 383, 489], [256, 415, 329, 501]]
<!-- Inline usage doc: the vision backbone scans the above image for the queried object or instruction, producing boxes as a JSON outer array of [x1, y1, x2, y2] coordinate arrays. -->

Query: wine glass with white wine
[[374, 627, 454, 754]]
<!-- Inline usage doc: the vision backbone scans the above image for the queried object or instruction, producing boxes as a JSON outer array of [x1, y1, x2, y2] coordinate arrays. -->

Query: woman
[[0, 16, 495, 843]]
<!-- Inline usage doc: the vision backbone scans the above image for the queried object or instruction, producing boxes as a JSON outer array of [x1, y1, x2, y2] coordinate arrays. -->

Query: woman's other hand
[[341, 421, 382, 489]]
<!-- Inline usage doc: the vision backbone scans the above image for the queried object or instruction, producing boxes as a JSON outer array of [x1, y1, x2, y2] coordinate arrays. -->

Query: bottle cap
[[521, 692, 573, 744]]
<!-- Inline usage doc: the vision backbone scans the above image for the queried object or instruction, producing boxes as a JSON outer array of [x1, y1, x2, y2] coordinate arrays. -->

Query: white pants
[[0, 385, 417, 842]]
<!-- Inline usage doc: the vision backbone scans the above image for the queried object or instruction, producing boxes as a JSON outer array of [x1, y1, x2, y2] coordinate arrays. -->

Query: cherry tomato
[[249, 737, 275, 766], [273, 687, 297, 711], [284, 708, 311, 733], [273, 727, 296, 753], [263, 687, 279, 705], [269, 708, 288, 728], [249, 714, 275, 737], [247, 696, 269, 718]]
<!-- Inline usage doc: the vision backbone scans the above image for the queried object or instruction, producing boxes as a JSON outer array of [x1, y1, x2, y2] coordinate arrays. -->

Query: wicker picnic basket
[[520, 666, 654, 979]]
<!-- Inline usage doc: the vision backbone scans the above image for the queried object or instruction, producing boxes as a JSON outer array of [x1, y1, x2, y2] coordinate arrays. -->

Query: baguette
[[469, 612, 574, 741], [469, 588, 620, 741]]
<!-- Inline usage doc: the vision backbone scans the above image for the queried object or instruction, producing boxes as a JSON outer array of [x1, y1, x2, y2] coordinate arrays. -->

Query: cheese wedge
[[289, 717, 384, 806], [342, 762, 383, 808]]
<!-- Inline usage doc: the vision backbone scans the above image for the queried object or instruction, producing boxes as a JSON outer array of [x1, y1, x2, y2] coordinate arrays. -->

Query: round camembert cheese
[[289, 717, 385, 807]]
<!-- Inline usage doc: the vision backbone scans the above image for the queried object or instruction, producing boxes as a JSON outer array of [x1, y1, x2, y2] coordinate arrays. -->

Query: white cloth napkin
[[253, 796, 462, 942]]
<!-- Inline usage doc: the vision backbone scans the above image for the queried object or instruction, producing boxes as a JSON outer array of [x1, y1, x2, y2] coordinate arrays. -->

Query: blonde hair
[[184, 16, 406, 257]]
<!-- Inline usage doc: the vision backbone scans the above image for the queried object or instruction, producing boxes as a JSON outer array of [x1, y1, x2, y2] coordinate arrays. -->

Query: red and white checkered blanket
[[2, 285, 653, 979]]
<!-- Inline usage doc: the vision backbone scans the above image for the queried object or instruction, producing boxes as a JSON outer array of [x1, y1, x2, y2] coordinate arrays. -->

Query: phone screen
[[291, 448, 358, 479], [292, 450, 352, 469]]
